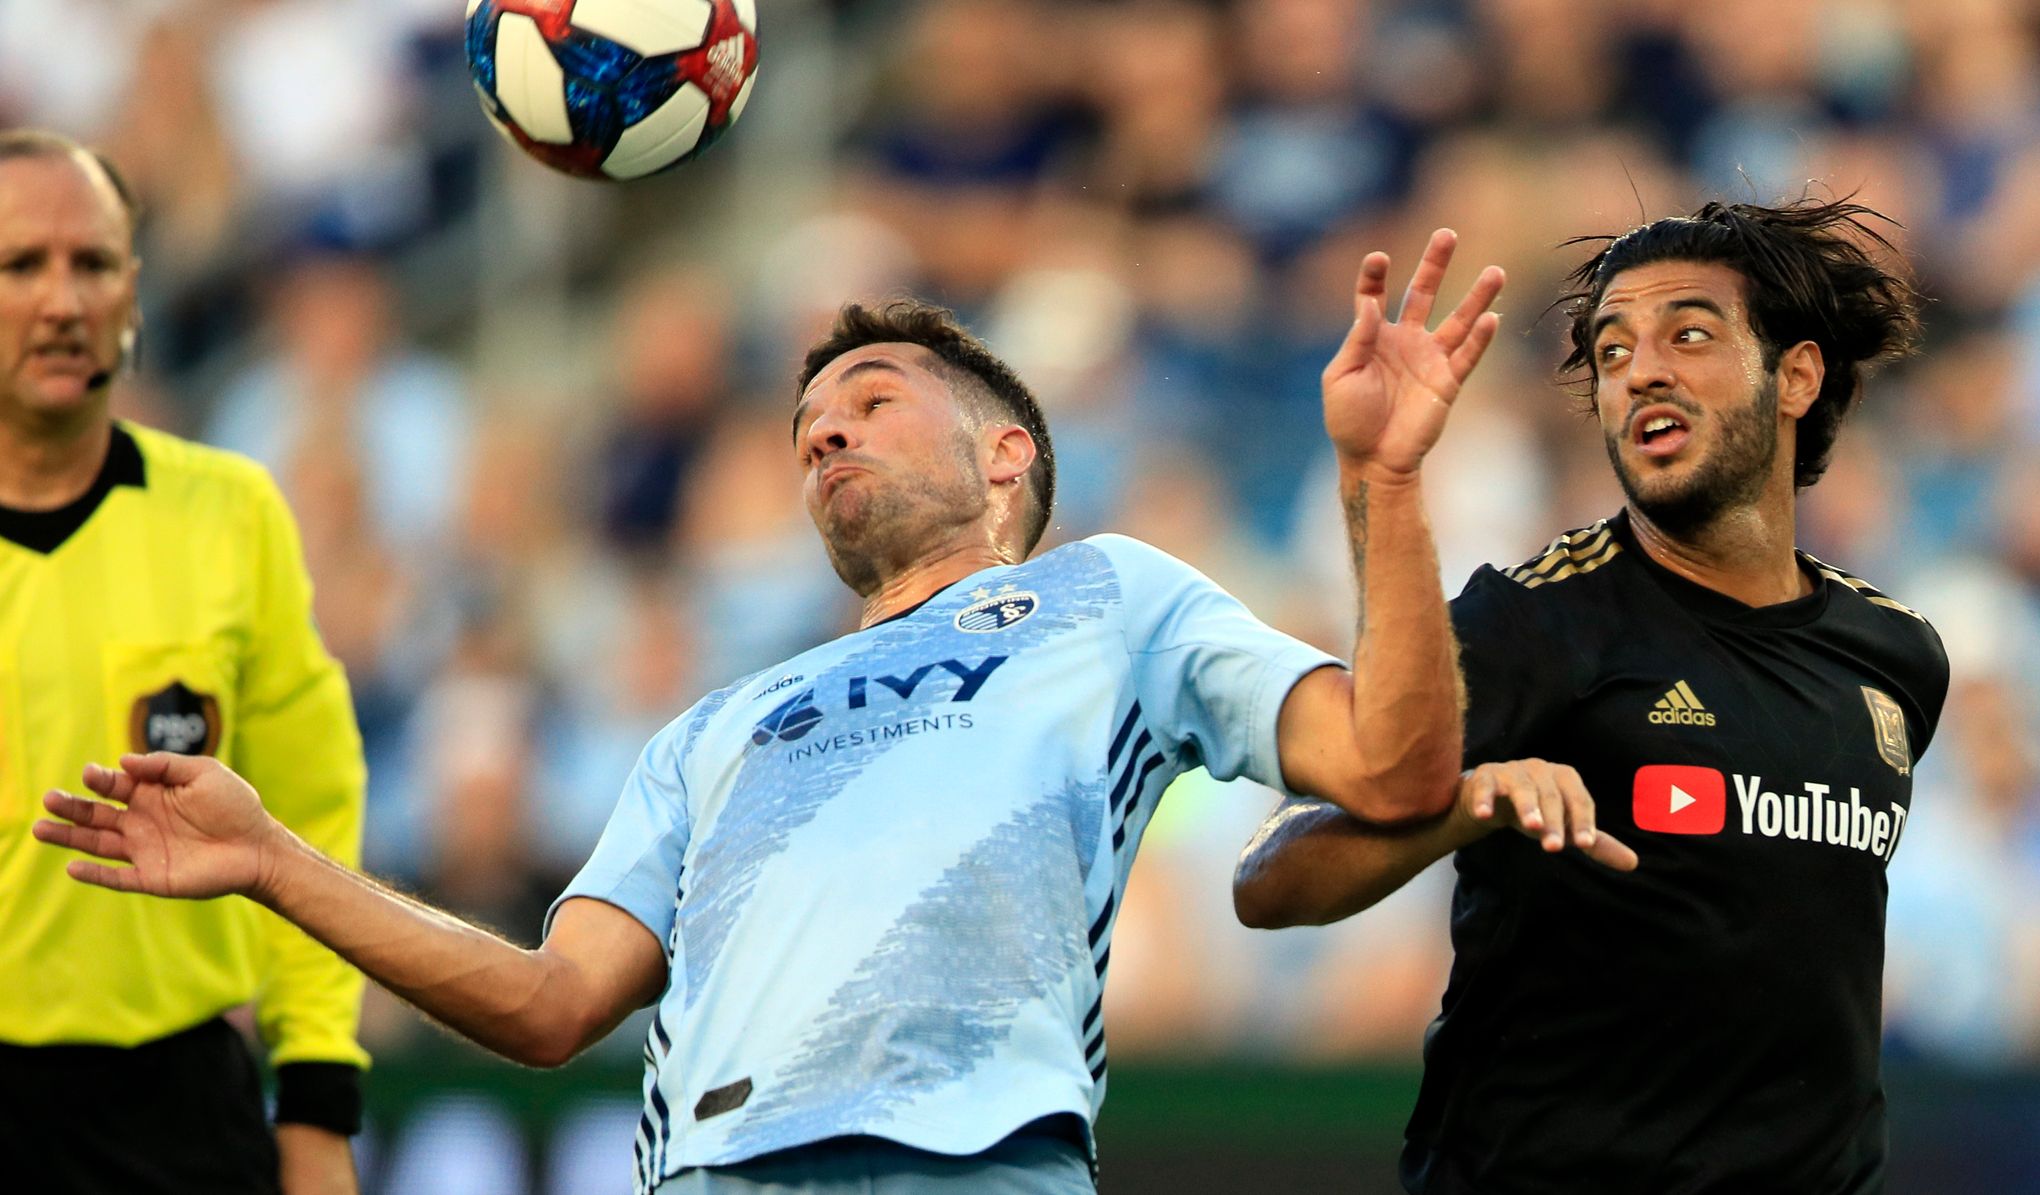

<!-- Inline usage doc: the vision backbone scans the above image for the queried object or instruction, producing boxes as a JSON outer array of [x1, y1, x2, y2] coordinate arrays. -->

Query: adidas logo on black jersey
[[1649, 681, 1717, 727]]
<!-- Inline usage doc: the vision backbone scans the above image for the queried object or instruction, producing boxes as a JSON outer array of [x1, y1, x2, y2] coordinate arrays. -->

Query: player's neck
[[858, 540, 1016, 628], [0, 411, 112, 511], [1628, 490, 1811, 609]]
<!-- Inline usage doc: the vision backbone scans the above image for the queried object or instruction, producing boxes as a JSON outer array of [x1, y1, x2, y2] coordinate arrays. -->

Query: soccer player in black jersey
[[1234, 198, 1946, 1195]]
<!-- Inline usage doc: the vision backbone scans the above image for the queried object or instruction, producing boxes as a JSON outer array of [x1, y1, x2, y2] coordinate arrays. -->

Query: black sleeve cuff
[[274, 1062, 364, 1135]]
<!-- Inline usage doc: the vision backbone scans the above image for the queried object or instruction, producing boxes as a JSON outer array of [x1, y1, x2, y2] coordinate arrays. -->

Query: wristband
[[274, 1062, 364, 1136]]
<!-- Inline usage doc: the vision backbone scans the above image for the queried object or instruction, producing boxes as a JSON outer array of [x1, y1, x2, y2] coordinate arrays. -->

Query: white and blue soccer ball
[[466, 0, 758, 180]]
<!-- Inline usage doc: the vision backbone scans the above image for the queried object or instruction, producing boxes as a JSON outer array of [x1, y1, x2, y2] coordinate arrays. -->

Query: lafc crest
[[1861, 686, 1910, 776], [130, 680, 221, 756]]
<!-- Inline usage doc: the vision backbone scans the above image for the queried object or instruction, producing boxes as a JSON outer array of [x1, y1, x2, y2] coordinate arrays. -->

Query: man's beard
[[1605, 375, 1779, 537], [819, 431, 986, 596]]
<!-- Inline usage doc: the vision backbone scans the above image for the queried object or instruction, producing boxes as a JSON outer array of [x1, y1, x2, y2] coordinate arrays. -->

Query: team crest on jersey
[[1861, 686, 1911, 776], [129, 680, 220, 756], [955, 587, 1038, 633]]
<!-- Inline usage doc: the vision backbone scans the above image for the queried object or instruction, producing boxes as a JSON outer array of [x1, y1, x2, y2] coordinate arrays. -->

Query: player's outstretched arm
[[35, 753, 664, 1068], [1276, 230, 1504, 823], [1234, 759, 1637, 929]]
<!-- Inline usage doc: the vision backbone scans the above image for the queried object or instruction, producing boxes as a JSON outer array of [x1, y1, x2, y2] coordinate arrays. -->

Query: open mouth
[[1631, 408, 1692, 459], [29, 343, 93, 369]]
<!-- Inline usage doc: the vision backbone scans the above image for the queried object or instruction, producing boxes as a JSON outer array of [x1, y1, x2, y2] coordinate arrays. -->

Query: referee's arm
[[236, 478, 370, 1134]]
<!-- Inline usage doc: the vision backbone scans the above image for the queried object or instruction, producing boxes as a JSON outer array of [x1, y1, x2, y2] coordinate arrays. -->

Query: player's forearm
[[1234, 797, 1483, 928], [252, 790, 371, 1070], [1340, 465, 1464, 819], [252, 828, 592, 1068]]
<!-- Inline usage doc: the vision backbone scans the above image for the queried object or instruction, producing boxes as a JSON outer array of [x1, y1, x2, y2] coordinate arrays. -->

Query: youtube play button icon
[[1633, 764, 1727, 834]]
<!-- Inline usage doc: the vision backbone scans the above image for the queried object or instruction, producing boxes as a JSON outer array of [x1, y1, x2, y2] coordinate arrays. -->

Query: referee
[[1234, 198, 1947, 1194], [0, 131, 368, 1194]]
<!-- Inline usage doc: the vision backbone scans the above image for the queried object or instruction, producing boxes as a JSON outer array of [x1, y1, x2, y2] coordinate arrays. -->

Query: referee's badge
[[130, 680, 221, 756], [955, 586, 1038, 633], [1861, 686, 1910, 776]]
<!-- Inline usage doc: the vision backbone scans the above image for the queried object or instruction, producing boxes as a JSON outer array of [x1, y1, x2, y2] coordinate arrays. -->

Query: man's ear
[[986, 423, 1037, 486], [1776, 340, 1824, 420]]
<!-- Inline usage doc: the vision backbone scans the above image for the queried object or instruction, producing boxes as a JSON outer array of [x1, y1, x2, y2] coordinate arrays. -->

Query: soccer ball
[[466, 0, 759, 181]]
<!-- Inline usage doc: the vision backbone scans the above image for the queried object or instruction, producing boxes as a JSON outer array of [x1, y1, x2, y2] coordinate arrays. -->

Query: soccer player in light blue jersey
[[37, 233, 1595, 1194]]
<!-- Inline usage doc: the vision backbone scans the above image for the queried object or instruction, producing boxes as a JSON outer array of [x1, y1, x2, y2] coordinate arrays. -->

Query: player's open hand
[[1460, 759, 1638, 871], [1322, 229, 1505, 479], [34, 753, 283, 901]]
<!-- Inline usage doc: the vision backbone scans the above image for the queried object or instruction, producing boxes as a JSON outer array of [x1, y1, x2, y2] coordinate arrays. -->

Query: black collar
[[0, 423, 147, 554]]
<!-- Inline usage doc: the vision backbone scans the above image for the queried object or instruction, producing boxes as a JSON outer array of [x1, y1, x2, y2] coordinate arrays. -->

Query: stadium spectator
[[209, 250, 471, 561], [590, 268, 731, 556]]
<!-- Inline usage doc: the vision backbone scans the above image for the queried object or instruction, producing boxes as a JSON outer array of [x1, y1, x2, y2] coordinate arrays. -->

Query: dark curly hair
[[798, 299, 1055, 553], [1557, 197, 1924, 489]]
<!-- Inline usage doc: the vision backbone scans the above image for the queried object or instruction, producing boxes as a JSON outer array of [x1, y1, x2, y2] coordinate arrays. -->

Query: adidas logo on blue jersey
[[752, 688, 824, 745]]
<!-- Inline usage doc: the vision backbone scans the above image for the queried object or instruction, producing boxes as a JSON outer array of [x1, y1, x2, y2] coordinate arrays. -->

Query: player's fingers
[[66, 859, 144, 892], [118, 751, 207, 789], [1434, 266, 1506, 352], [1554, 765, 1597, 850], [33, 818, 130, 862], [82, 762, 136, 803], [1354, 251, 1391, 313], [1500, 763, 1542, 835], [1584, 831, 1640, 872], [1463, 768, 1499, 820], [1323, 294, 1385, 379], [43, 789, 123, 829], [1397, 228, 1457, 327], [1532, 765, 1568, 852], [1448, 313, 1502, 382]]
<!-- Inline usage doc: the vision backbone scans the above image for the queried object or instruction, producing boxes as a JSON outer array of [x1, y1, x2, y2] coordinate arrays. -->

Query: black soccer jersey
[[1402, 510, 1949, 1195]]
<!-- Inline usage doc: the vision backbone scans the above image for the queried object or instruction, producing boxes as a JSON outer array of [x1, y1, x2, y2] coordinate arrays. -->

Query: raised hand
[[1323, 228, 1505, 478], [1460, 759, 1638, 872], [34, 752, 283, 900]]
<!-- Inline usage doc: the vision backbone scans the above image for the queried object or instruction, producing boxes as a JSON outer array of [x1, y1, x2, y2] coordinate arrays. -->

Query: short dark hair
[[1558, 196, 1924, 489], [798, 299, 1056, 553], [0, 128, 140, 242]]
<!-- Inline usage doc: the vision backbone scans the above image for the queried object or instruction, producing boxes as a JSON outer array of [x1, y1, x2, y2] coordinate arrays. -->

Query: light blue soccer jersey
[[551, 534, 1340, 1191]]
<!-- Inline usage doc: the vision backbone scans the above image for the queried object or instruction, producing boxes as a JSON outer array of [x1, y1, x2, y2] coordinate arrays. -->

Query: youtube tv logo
[[1633, 765, 1726, 834]]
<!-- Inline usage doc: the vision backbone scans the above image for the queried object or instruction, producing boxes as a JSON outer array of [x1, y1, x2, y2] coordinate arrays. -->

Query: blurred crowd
[[8, 0, 2040, 1077]]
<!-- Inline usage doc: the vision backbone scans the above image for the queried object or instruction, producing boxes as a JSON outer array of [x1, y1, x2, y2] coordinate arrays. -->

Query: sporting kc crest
[[955, 586, 1038, 633]]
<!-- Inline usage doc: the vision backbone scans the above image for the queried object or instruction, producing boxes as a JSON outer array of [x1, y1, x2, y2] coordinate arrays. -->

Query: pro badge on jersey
[[129, 680, 221, 755]]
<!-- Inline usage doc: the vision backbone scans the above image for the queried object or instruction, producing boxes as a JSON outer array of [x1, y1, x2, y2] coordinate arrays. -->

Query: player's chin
[[818, 505, 881, 558], [1616, 454, 1698, 507], [1626, 471, 1698, 510]]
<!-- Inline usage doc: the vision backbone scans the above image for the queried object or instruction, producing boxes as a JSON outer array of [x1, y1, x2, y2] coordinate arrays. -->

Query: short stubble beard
[[819, 428, 987, 596], [1605, 373, 1780, 538]]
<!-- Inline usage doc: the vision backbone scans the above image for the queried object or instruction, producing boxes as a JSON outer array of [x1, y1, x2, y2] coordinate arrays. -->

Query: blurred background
[[7, 0, 2040, 1190]]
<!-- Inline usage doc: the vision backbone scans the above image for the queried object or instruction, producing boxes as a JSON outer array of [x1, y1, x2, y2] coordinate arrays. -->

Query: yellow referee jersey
[[0, 422, 367, 1070]]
